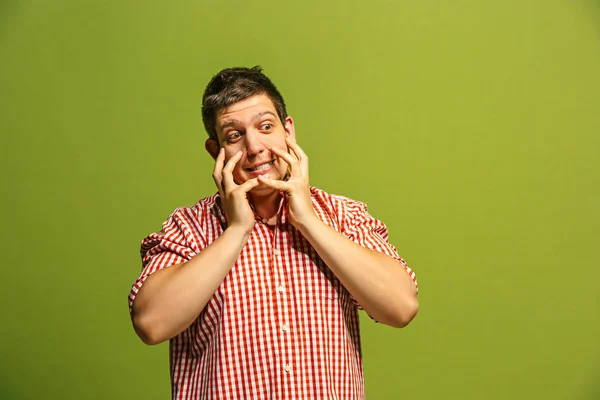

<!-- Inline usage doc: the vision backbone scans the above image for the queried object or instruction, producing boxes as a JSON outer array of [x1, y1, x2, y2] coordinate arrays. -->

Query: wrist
[[224, 223, 254, 242], [294, 213, 322, 237]]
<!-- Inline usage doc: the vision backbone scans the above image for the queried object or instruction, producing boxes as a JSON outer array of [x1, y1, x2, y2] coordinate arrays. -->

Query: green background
[[1, 1, 599, 399]]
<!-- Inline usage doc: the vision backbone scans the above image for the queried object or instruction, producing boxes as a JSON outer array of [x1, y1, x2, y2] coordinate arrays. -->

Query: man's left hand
[[258, 137, 318, 230]]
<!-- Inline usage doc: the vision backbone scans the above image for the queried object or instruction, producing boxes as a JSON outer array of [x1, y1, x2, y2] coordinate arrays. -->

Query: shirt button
[[273, 249, 280, 256], [281, 324, 289, 332], [284, 365, 291, 372], [277, 286, 285, 293]]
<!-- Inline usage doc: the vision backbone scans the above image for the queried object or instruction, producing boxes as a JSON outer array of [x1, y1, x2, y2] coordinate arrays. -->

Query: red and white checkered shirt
[[129, 187, 417, 400]]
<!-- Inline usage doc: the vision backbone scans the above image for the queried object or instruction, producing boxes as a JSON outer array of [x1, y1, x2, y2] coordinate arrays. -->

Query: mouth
[[245, 160, 275, 172]]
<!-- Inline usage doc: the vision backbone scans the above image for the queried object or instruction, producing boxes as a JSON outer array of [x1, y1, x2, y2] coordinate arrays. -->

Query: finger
[[222, 151, 242, 190], [286, 137, 307, 160], [287, 143, 300, 163], [258, 174, 292, 192], [238, 177, 261, 193], [271, 146, 301, 178], [285, 137, 308, 177], [212, 148, 226, 195], [212, 147, 225, 177], [271, 146, 297, 164]]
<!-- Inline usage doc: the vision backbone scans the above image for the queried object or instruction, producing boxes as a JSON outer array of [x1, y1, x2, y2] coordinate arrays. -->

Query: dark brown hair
[[202, 66, 288, 142]]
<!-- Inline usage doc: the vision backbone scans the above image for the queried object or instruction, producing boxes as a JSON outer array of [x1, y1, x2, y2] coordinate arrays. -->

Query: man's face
[[210, 93, 295, 194]]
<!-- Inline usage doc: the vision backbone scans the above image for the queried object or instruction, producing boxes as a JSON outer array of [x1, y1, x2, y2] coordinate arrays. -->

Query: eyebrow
[[255, 111, 277, 120], [220, 119, 243, 131], [219, 111, 278, 133]]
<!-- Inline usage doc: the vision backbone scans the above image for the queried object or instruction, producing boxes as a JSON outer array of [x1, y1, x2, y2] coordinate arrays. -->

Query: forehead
[[216, 93, 277, 125]]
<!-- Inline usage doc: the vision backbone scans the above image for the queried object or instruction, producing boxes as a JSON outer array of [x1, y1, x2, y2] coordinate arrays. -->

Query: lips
[[245, 160, 275, 172]]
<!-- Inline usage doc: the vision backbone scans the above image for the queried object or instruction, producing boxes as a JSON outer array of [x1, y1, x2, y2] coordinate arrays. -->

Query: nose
[[244, 129, 266, 157]]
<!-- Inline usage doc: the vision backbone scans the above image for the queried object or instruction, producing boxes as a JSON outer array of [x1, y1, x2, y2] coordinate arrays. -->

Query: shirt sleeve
[[128, 208, 201, 312], [340, 199, 418, 293]]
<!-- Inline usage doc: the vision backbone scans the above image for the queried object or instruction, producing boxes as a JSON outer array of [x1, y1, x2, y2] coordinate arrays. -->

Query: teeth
[[249, 161, 272, 171]]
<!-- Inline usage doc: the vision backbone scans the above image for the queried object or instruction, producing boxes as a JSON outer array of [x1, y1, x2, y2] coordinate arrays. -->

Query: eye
[[260, 123, 273, 131], [226, 131, 243, 143]]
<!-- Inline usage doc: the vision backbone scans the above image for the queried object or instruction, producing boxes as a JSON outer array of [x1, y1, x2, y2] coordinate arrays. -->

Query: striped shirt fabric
[[129, 187, 417, 400]]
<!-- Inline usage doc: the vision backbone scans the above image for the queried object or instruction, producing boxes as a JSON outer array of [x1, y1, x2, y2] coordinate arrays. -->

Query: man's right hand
[[133, 148, 260, 345], [212, 148, 260, 234]]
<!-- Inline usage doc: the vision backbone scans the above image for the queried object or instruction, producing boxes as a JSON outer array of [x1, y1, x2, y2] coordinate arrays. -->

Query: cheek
[[275, 157, 290, 176], [271, 135, 288, 148], [222, 149, 246, 174], [223, 147, 239, 159], [260, 131, 286, 147], [223, 147, 246, 165], [231, 167, 246, 184], [232, 159, 247, 177]]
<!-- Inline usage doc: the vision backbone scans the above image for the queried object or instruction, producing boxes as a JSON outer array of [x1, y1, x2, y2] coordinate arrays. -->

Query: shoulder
[[191, 192, 220, 215], [309, 186, 368, 214], [168, 193, 221, 227], [309, 187, 372, 232]]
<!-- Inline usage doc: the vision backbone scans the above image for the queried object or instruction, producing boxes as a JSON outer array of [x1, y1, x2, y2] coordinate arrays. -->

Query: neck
[[249, 190, 281, 220]]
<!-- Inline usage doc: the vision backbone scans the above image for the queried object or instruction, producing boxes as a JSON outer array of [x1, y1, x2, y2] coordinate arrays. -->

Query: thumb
[[239, 177, 261, 193]]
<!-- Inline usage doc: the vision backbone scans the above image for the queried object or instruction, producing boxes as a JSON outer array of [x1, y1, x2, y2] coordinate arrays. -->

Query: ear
[[283, 116, 296, 141], [205, 139, 220, 160]]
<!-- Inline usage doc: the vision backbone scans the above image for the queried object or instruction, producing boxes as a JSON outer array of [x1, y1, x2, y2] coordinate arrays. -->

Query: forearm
[[298, 218, 418, 328], [132, 225, 250, 344]]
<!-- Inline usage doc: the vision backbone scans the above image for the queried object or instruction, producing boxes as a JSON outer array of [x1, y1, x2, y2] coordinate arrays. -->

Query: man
[[129, 66, 418, 399]]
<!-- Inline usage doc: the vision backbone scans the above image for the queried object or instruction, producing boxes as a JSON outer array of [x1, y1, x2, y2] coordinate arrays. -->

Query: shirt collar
[[253, 191, 287, 226]]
